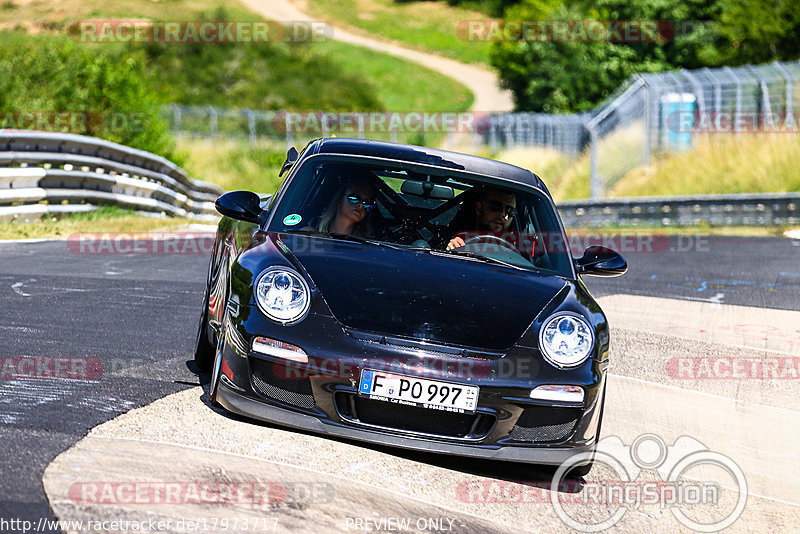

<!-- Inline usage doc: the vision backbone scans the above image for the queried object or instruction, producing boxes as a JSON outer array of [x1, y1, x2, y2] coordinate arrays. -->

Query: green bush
[[490, 0, 800, 112], [0, 32, 178, 161], [127, 8, 382, 111]]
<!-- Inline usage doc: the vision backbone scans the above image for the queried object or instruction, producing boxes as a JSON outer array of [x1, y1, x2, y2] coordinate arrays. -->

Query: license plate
[[358, 369, 479, 414]]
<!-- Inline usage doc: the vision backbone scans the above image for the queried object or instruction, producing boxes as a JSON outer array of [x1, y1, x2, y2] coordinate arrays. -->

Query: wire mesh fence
[[484, 60, 800, 198], [164, 60, 800, 199]]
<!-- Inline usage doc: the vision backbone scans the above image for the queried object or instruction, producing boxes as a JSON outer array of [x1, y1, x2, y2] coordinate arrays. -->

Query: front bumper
[[215, 312, 606, 467], [217, 379, 599, 466]]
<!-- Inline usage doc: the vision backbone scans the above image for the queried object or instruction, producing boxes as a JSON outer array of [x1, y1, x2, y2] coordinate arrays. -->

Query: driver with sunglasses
[[446, 188, 518, 251]]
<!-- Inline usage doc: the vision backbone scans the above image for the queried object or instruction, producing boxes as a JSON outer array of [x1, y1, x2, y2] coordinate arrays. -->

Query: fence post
[[284, 112, 294, 151], [356, 113, 365, 139], [680, 69, 706, 114], [319, 111, 329, 138], [747, 65, 772, 128], [207, 105, 217, 137], [489, 117, 497, 152], [724, 66, 743, 115], [243, 108, 256, 147], [641, 76, 652, 166], [170, 104, 181, 133], [702, 67, 723, 113], [586, 120, 601, 200], [774, 61, 793, 117]]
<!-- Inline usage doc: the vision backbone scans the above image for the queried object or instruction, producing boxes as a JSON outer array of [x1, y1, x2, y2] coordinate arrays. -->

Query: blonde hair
[[317, 177, 376, 237]]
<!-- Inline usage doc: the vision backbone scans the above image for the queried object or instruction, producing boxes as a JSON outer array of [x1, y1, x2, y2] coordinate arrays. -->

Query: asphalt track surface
[[1, 235, 799, 532]]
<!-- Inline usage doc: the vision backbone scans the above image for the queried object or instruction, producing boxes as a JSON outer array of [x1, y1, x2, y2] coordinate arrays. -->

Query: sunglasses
[[485, 199, 517, 218], [346, 194, 375, 211]]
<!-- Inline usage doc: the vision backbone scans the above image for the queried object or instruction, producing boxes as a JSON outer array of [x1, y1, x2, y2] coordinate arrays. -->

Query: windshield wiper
[[442, 249, 526, 270], [284, 229, 403, 250], [283, 229, 328, 237], [330, 233, 405, 250]]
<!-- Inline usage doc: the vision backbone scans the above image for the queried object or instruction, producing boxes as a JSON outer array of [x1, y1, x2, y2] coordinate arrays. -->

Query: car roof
[[307, 138, 548, 191]]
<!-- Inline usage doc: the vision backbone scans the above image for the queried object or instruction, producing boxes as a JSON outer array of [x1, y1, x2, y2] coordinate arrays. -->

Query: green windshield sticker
[[283, 214, 302, 226]]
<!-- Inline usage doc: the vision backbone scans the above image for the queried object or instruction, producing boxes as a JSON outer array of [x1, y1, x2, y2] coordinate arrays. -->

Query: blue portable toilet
[[661, 93, 696, 151]]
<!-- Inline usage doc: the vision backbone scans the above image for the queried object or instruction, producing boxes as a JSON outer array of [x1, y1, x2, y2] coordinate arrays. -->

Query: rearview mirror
[[215, 191, 264, 223], [401, 180, 454, 199], [575, 246, 627, 277]]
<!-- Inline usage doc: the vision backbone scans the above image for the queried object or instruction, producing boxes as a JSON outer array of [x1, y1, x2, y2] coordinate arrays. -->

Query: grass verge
[[176, 137, 287, 194], [611, 134, 800, 197], [0, 1, 474, 113], [296, 0, 492, 65], [0, 207, 200, 240], [313, 39, 474, 112], [496, 133, 800, 202]]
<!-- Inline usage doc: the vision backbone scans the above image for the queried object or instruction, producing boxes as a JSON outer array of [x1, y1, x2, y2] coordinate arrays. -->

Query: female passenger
[[317, 176, 377, 237]]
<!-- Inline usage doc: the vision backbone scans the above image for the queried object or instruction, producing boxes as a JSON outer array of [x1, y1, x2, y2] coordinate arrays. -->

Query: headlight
[[538, 313, 594, 368], [255, 268, 310, 324]]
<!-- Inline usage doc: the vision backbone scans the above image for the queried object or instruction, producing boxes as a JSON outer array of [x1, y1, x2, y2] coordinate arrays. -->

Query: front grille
[[250, 359, 315, 410], [335, 392, 494, 439], [510, 406, 581, 443]]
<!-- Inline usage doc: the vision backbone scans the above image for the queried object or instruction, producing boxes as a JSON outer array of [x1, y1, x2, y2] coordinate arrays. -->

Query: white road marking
[[11, 279, 35, 297]]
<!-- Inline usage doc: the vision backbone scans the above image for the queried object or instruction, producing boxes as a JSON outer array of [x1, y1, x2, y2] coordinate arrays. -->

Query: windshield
[[266, 156, 573, 277]]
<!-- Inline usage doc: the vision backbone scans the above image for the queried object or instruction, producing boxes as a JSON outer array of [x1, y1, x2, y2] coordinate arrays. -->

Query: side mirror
[[575, 246, 627, 277], [279, 147, 299, 177], [215, 191, 264, 223]]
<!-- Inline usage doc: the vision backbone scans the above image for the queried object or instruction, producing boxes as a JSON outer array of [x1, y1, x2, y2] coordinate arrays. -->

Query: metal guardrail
[[557, 192, 800, 228], [0, 131, 224, 223]]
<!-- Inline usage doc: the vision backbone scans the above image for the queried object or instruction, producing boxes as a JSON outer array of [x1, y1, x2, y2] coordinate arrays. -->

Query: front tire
[[194, 286, 214, 371], [208, 317, 226, 406]]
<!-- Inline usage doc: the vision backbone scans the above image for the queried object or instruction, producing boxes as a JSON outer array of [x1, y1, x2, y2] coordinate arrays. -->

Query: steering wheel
[[462, 234, 519, 254]]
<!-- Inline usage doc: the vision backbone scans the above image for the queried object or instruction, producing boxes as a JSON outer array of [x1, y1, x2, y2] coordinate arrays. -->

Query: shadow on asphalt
[[184, 358, 585, 494]]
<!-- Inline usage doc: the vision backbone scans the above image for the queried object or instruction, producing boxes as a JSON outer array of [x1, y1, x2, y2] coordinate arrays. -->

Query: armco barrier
[[558, 192, 800, 228], [0, 131, 224, 223]]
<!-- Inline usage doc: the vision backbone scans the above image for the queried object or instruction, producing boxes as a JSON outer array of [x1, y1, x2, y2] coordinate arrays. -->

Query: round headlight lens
[[539, 313, 594, 368], [255, 268, 310, 323]]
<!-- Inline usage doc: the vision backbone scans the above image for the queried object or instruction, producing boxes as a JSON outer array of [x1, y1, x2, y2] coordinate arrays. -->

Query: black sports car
[[195, 138, 626, 475]]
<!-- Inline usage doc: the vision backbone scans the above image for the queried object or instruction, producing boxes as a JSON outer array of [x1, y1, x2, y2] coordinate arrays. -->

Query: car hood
[[280, 235, 567, 351]]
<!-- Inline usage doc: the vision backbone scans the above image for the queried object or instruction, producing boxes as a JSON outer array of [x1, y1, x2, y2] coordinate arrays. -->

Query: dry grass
[[176, 137, 287, 194], [612, 133, 800, 197], [0, 207, 197, 240], [0, 0, 238, 32], [496, 129, 800, 202], [295, 0, 491, 64]]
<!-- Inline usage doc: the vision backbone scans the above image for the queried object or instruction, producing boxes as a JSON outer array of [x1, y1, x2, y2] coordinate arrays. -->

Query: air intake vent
[[510, 406, 580, 443], [250, 359, 314, 410]]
